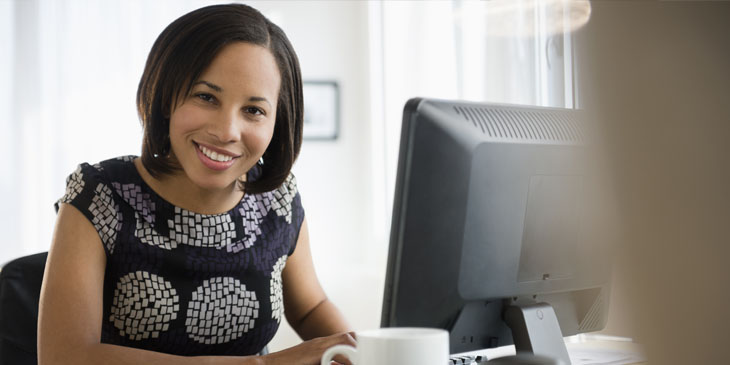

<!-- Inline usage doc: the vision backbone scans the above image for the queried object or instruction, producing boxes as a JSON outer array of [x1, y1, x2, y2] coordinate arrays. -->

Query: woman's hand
[[262, 332, 357, 365]]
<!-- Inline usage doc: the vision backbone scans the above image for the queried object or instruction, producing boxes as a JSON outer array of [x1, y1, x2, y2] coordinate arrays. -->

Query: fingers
[[266, 331, 358, 365], [330, 332, 356, 365], [344, 331, 357, 345], [332, 355, 352, 365], [330, 331, 357, 346]]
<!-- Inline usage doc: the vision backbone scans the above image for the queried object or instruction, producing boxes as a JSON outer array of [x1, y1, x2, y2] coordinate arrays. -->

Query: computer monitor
[[381, 98, 613, 363]]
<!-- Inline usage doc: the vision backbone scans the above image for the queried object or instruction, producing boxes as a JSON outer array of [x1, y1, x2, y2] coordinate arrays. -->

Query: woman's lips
[[194, 142, 237, 171]]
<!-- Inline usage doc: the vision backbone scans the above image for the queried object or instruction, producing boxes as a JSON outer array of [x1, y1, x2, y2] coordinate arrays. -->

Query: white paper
[[569, 347, 646, 365], [452, 336, 646, 364]]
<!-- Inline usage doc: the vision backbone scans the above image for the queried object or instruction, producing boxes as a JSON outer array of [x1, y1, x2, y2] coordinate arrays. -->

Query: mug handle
[[321, 344, 357, 365]]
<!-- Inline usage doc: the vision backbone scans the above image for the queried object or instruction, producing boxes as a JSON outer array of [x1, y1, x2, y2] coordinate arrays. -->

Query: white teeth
[[199, 145, 233, 162]]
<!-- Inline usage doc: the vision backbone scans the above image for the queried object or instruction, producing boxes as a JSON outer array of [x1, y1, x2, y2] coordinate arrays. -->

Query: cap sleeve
[[55, 163, 122, 256]]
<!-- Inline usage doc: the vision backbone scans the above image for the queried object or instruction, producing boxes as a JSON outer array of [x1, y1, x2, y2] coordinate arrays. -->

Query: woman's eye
[[196, 93, 215, 103], [245, 106, 265, 116]]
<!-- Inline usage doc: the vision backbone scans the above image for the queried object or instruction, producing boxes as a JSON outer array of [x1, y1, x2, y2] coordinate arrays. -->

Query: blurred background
[[0, 0, 578, 351], [577, 2, 730, 364], [2, 1, 728, 362]]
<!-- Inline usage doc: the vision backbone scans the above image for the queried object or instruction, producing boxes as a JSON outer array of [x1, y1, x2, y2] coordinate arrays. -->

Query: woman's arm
[[39, 206, 353, 365], [282, 218, 352, 340]]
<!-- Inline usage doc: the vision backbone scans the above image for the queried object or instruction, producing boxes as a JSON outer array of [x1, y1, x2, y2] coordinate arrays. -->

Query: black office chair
[[0, 252, 48, 365]]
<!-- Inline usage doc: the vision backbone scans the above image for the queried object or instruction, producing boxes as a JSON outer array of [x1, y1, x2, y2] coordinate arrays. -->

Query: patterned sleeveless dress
[[56, 156, 304, 356]]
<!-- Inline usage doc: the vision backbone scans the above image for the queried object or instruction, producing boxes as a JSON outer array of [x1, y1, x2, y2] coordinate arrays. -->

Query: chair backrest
[[0, 252, 48, 365]]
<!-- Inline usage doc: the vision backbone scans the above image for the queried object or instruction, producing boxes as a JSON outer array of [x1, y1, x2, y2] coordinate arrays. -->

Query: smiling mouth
[[194, 142, 239, 162]]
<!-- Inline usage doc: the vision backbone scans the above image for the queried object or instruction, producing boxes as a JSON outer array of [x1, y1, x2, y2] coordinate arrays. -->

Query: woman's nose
[[208, 108, 242, 143]]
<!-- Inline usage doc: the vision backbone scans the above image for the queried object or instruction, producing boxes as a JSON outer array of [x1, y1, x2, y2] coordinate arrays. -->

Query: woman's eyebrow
[[194, 80, 271, 107], [193, 80, 222, 92], [249, 96, 272, 108]]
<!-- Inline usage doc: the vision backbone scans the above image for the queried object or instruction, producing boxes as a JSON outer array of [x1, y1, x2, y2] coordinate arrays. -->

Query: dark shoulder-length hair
[[137, 3, 303, 194]]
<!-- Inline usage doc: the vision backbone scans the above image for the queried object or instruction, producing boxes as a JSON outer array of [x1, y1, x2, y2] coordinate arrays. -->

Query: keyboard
[[448, 355, 487, 364]]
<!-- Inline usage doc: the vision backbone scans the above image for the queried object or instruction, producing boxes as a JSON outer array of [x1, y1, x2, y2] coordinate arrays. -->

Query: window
[[368, 0, 589, 239]]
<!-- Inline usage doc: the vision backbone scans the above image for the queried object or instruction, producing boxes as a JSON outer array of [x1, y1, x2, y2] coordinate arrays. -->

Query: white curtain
[[369, 0, 584, 237], [0, 0, 227, 264]]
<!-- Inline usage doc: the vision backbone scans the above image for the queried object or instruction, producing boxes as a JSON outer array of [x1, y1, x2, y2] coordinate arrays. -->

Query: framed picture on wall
[[302, 81, 339, 140]]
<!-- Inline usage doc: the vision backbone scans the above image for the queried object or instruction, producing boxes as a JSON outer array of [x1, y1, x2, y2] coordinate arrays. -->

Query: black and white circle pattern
[[109, 271, 180, 341], [168, 207, 237, 248], [271, 175, 298, 224], [270, 256, 287, 323], [136, 213, 176, 250], [90, 183, 122, 254], [227, 195, 268, 253], [186, 277, 259, 345], [114, 182, 156, 223]]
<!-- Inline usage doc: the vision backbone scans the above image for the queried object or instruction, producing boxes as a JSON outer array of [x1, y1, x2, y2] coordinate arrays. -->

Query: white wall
[[248, 0, 384, 351]]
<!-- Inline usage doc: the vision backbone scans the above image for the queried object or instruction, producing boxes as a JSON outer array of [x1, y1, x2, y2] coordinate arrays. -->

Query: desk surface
[[454, 335, 646, 364], [566, 339, 646, 365]]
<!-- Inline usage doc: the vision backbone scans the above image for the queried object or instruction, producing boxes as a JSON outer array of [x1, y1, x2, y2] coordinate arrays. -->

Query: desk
[[565, 338, 646, 365], [453, 335, 646, 364]]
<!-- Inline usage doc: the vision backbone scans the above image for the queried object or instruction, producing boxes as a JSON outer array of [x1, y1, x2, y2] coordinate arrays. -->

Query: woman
[[38, 4, 355, 364]]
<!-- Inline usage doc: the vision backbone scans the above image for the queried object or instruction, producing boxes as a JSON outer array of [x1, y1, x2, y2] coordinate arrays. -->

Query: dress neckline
[[121, 155, 253, 218]]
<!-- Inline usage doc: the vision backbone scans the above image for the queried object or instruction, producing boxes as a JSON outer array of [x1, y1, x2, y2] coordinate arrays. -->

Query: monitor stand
[[504, 302, 571, 365]]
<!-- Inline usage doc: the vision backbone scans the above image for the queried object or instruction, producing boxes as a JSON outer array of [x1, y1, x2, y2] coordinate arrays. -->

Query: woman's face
[[168, 42, 281, 192]]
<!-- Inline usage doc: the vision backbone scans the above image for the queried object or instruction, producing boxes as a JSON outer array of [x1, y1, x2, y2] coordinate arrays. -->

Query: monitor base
[[504, 302, 571, 365]]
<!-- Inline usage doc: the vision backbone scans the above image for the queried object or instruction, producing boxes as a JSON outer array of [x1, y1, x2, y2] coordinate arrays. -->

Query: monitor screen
[[381, 98, 613, 362]]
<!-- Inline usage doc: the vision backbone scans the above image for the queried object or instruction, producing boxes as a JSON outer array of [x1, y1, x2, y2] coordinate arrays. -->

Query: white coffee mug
[[320, 327, 449, 365]]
